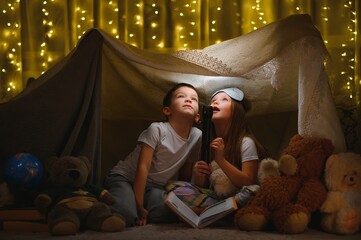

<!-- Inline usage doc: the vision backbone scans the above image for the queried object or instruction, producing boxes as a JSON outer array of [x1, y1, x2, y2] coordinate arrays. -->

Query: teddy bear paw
[[337, 209, 359, 234], [235, 213, 267, 231], [101, 215, 126, 232], [280, 212, 308, 234], [51, 221, 78, 235]]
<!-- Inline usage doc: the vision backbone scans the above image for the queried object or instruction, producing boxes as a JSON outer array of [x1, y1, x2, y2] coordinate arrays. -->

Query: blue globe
[[3, 153, 44, 190]]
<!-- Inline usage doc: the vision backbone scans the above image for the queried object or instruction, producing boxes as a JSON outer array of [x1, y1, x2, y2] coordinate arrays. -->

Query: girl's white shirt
[[241, 137, 259, 162]]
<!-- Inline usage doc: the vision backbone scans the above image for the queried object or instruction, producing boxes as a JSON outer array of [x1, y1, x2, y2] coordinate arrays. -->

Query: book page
[[200, 197, 234, 219], [165, 192, 200, 227], [198, 197, 237, 227]]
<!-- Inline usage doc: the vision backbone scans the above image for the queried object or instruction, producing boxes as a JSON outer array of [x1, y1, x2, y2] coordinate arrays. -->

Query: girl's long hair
[[218, 97, 269, 167]]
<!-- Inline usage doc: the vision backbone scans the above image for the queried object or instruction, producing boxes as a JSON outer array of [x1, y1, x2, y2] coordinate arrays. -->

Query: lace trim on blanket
[[243, 37, 329, 136], [172, 50, 232, 75]]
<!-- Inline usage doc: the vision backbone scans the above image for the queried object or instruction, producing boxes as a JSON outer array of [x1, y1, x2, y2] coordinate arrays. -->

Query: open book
[[165, 191, 238, 228]]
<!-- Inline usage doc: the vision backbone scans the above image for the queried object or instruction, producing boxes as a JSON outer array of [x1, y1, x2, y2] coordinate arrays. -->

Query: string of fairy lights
[[342, 1, 357, 102], [41, 0, 51, 75], [0, 0, 21, 101], [0, 0, 359, 106]]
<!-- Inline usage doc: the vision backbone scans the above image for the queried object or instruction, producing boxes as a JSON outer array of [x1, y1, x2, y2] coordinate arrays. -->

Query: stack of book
[[0, 207, 48, 232]]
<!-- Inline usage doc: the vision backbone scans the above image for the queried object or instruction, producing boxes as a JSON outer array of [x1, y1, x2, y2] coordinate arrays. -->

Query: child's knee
[[148, 204, 178, 224], [110, 205, 137, 227]]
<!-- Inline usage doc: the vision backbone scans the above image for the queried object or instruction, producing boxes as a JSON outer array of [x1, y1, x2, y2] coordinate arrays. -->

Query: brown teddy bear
[[34, 156, 125, 235], [234, 134, 334, 234], [320, 152, 361, 235]]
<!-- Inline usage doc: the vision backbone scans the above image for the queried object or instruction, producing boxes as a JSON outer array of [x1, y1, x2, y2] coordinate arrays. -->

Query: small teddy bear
[[235, 134, 334, 234], [320, 152, 361, 235], [34, 156, 125, 235], [209, 160, 259, 207], [209, 160, 238, 197]]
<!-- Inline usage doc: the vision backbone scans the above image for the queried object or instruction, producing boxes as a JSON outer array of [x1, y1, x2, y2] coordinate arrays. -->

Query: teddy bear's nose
[[69, 170, 80, 179]]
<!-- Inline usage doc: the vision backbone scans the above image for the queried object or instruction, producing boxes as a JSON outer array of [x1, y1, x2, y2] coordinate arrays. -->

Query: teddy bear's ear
[[325, 154, 337, 171], [258, 158, 280, 183], [290, 134, 303, 143], [78, 156, 91, 171]]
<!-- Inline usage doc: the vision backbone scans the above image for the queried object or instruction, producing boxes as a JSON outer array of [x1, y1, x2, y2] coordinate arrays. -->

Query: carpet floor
[[1, 223, 361, 240]]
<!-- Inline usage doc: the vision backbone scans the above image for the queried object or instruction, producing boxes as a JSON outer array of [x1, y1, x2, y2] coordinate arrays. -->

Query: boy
[[104, 83, 201, 226]]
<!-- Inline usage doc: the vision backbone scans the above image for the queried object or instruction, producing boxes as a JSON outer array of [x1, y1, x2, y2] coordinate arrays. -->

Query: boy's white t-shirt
[[110, 122, 202, 186]]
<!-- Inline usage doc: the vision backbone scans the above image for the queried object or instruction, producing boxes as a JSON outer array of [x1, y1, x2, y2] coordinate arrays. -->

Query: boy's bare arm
[[133, 143, 154, 225]]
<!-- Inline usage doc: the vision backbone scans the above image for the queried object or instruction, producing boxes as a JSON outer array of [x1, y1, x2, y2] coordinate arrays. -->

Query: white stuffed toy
[[209, 160, 238, 197], [320, 152, 361, 235], [210, 157, 295, 198]]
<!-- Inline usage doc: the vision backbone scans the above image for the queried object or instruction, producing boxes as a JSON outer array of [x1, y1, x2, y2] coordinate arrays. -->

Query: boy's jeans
[[104, 174, 178, 227]]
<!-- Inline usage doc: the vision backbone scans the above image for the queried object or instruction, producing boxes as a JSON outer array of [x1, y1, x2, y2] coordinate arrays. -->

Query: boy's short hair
[[163, 83, 197, 107]]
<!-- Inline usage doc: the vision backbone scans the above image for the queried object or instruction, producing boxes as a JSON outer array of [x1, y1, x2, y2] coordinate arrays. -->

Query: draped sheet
[[0, 14, 346, 183]]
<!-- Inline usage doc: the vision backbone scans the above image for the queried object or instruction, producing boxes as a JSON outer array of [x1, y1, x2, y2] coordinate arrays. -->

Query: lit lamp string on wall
[[0, 0, 359, 112]]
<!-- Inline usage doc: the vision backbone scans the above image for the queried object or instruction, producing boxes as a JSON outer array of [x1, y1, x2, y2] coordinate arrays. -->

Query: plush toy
[[34, 156, 125, 235], [209, 160, 238, 197], [234, 134, 334, 234], [320, 152, 361, 235], [257, 158, 281, 184]]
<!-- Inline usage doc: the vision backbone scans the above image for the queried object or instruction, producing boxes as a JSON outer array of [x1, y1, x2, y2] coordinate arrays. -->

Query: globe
[[3, 153, 44, 190]]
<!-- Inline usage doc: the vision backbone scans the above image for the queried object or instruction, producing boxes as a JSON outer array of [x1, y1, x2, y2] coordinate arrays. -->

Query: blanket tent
[[0, 14, 346, 184]]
